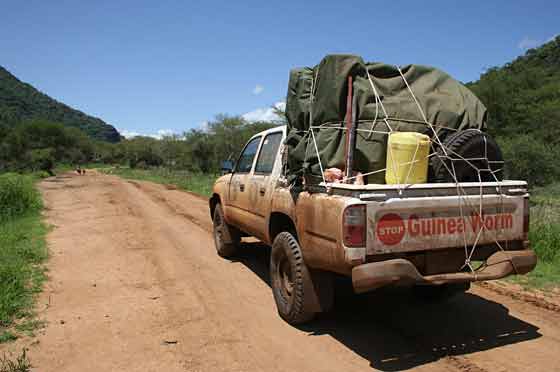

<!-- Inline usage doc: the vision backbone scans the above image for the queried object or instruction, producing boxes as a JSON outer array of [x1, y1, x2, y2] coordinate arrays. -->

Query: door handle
[[239, 184, 245, 192], [259, 187, 266, 196]]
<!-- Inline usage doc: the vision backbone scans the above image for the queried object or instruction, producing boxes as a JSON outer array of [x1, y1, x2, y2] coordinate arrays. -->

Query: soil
[[2, 171, 559, 372]]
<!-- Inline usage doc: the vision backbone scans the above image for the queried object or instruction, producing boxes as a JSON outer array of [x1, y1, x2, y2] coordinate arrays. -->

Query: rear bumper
[[352, 250, 537, 294]]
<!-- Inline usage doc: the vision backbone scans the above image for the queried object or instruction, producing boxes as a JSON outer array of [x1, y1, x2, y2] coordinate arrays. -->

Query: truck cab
[[210, 125, 537, 325]]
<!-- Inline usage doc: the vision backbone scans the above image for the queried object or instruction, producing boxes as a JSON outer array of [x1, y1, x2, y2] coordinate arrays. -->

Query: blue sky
[[1, 0, 558, 137]]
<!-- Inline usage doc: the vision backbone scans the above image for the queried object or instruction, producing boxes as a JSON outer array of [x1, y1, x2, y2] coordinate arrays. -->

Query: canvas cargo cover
[[285, 54, 487, 185]]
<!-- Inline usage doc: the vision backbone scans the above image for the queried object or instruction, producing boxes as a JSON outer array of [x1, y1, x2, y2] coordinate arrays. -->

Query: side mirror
[[221, 160, 234, 175]]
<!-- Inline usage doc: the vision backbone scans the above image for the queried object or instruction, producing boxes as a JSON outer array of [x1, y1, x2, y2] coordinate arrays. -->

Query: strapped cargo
[[284, 54, 488, 186]]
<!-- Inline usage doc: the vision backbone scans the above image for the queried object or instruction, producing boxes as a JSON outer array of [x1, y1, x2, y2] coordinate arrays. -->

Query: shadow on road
[[233, 241, 542, 371]]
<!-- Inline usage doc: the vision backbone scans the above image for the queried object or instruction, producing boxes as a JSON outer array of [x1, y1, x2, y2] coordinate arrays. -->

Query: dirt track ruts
[[2, 171, 559, 372]]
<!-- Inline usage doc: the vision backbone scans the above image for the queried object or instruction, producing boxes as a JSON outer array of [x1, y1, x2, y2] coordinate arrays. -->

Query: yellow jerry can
[[385, 132, 431, 184]]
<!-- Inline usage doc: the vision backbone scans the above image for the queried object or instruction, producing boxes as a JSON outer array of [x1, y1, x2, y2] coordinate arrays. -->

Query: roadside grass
[[0, 174, 42, 221], [0, 173, 48, 344], [0, 349, 31, 372], [509, 183, 560, 289], [102, 167, 217, 197]]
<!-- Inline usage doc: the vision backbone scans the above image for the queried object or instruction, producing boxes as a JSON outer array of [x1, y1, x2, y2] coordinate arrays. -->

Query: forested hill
[[0, 66, 121, 143], [465, 36, 560, 186], [467, 35, 560, 143]]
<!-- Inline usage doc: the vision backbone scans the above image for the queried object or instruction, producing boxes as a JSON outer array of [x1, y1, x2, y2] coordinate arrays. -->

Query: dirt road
[[3, 171, 560, 371]]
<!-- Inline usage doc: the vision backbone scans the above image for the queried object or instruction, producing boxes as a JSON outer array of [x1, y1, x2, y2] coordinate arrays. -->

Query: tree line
[[467, 36, 560, 186], [110, 115, 279, 172], [0, 115, 280, 174]]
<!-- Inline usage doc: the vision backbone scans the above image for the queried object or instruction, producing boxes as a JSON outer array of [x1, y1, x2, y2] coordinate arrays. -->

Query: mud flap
[[303, 268, 334, 313]]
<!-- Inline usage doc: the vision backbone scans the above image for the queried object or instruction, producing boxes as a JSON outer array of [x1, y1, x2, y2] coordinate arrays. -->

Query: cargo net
[[304, 67, 520, 277]]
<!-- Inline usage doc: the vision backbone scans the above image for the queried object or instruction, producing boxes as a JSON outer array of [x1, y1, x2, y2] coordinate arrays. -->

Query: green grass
[[0, 332, 17, 344], [103, 167, 217, 197], [509, 183, 560, 289], [0, 174, 42, 222], [0, 173, 47, 343]]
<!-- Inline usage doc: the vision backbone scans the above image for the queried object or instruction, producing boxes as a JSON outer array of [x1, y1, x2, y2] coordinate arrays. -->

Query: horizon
[[2, 0, 558, 138]]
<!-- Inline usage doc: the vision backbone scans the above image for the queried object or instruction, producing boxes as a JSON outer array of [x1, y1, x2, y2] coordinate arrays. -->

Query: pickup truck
[[209, 125, 537, 325]]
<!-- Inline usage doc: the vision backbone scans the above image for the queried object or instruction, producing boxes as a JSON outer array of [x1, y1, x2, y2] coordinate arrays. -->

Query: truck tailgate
[[367, 194, 526, 255]]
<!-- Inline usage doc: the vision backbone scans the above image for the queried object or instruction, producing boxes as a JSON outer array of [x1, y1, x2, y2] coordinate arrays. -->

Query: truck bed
[[316, 180, 528, 199], [312, 180, 529, 255]]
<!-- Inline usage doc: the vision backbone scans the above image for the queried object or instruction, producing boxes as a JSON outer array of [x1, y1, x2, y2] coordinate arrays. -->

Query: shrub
[[530, 209, 560, 263], [0, 174, 41, 221], [529, 185, 560, 264], [498, 134, 560, 186], [0, 175, 46, 340]]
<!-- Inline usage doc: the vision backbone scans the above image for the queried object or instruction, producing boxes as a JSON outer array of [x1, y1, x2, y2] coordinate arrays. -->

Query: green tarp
[[285, 54, 487, 185]]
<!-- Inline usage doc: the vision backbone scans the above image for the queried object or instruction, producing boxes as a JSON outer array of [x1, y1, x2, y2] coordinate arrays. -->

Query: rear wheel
[[212, 204, 240, 258], [270, 231, 316, 325]]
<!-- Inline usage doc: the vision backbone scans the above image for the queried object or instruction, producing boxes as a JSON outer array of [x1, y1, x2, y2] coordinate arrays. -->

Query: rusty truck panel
[[367, 194, 526, 255], [294, 192, 354, 275]]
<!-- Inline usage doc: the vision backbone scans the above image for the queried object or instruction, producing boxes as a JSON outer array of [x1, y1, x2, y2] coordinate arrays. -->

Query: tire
[[212, 204, 240, 258], [413, 282, 470, 302], [430, 129, 503, 183], [270, 231, 316, 325]]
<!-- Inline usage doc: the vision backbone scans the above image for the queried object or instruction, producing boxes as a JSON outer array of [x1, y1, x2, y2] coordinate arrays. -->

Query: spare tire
[[430, 129, 503, 183]]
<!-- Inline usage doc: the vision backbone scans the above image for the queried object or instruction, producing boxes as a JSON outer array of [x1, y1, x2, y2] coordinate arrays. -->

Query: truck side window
[[235, 137, 261, 173], [255, 132, 283, 174]]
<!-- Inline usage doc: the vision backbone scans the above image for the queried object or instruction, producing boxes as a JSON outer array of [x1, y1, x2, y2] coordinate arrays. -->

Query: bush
[[0, 174, 46, 340], [0, 120, 95, 173], [498, 134, 560, 186], [0, 174, 41, 221], [530, 209, 560, 263], [0, 215, 47, 329], [529, 184, 560, 263]]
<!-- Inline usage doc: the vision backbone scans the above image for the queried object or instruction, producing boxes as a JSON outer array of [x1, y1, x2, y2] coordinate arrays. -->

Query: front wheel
[[270, 231, 317, 325], [213, 204, 240, 258]]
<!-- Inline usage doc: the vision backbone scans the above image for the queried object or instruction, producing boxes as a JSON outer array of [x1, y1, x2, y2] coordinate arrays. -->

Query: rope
[[295, 64, 513, 276], [310, 126, 326, 184], [396, 66, 512, 274]]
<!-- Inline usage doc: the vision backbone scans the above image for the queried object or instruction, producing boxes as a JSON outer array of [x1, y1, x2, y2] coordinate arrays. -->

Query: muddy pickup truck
[[209, 125, 537, 325]]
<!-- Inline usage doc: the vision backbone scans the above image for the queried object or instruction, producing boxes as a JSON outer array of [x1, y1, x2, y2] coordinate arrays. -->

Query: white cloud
[[252, 84, 264, 95], [518, 36, 540, 50], [119, 128, 176, 139], [153, 129, 174, 139], [119, 129, 142, 138], [199, 121, 210, 132], [242, 101, 285, 122], [518, 34, 558, 51]]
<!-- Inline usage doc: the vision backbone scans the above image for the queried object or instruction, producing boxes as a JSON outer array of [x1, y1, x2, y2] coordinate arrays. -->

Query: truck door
[[227, 136, 262, 234], [249, 131, 284, 240]]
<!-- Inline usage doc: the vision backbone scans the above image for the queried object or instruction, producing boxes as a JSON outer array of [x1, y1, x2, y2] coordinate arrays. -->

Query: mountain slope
[[0, 66, 120, 143], [467, 36, 560, 143], [466, 36, 560, 186]]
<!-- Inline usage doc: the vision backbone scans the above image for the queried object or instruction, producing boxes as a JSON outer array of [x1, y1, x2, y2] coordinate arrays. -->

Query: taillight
[[523, 197, 530, 239], [343, 205, 366, 247]]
